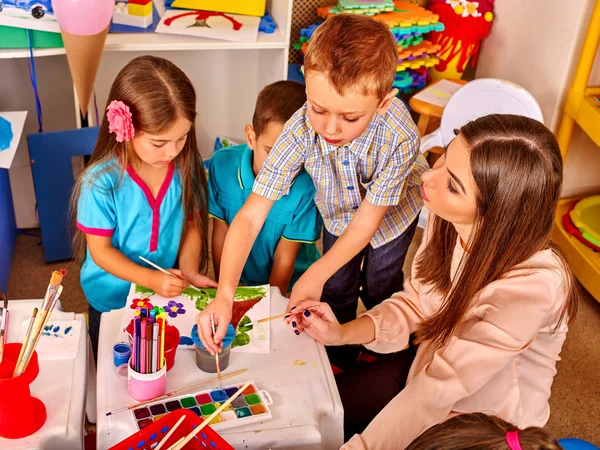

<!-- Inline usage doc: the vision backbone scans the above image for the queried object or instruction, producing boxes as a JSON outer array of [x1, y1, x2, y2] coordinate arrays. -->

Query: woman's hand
[[291, 300, 346, 346]]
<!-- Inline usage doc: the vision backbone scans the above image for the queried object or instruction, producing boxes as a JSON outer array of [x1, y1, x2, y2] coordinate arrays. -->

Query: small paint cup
[[191, 324, 235, 373], [113, 342, 131, 367], [125, 358, 167, 402]]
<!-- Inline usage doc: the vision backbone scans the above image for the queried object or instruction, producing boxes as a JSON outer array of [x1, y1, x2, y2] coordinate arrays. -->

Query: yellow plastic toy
[[570, 196, 600, 244]]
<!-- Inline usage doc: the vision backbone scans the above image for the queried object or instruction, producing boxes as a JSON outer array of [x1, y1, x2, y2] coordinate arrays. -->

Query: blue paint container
[[113, 342, 131, 367]]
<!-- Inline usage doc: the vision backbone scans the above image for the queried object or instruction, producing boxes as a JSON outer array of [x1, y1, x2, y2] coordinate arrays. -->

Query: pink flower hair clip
[[107, 100, 135, 142]]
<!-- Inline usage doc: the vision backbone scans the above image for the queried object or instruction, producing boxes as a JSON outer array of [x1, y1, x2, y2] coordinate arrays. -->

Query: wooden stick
[[210, 314, 223, 392], [155, 415, 185, 450], [20, 285, 63, 374], [171, 382, 252, 450], [166, 437, 185, 450], [138, 256, 203, 292], [105, 369, 248, 416], [13, 307, 38, 372], [246, 305, 321, 327]]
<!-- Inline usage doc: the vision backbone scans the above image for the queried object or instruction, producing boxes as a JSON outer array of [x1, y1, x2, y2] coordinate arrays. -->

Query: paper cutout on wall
[[0, 111, 27, 169]]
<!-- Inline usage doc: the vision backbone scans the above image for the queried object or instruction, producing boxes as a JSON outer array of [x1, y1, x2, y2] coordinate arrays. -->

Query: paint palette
[[132, 381, 273, 432]]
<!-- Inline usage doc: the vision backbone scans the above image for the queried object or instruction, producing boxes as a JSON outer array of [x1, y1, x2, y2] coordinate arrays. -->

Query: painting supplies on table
[[245, 304, 321, 326], [210, 314, 223, 392], [131, 380, 272, 433], [14, 269, 66, 377], [169, 382, 252, 450], [106, 368, 248, 416], [131, 306, 166, 375], [138, 256, 203, 292]]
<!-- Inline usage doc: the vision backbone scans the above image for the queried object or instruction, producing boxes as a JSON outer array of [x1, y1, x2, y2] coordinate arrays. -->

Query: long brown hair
[[71, 55, 209, 273], [406, 413, 562, 450], [416, 114, 578, 348]]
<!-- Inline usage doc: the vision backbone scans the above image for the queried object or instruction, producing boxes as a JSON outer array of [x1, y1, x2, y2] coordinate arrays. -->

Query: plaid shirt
[[253, 98, 427, 248]]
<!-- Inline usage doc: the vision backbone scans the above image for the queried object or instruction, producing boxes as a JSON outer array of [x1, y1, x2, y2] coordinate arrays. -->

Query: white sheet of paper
[[18, 319, 82, 360], [0, 7, 60, 33], [0, 111, 27, 169], [412, 79, 464, 108], [117, 284, 271, 353], [156, 9, 259, 43]]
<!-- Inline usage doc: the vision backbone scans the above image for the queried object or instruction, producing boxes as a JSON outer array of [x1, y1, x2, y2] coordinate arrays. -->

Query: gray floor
[[6, 224, 600, 444]]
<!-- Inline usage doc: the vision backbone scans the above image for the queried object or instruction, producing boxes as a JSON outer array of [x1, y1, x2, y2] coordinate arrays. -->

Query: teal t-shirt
[[208, 144, 322, 290], [77, 158, 185, 312]]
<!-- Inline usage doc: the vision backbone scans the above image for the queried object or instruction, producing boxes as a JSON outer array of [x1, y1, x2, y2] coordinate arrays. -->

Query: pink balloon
[[52, 0, 115, 35]]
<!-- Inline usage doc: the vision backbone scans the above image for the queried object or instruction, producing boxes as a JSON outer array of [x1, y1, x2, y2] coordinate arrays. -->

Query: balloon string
[[27, 30, 43, 133]]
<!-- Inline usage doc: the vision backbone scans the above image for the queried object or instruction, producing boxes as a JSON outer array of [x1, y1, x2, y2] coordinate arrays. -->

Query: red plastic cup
[[126, 322, 179, 372], [0, 343, 47, 438]]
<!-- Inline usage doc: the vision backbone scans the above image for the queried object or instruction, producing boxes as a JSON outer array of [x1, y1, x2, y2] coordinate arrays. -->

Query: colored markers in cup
[[132, 307, 166, 374]]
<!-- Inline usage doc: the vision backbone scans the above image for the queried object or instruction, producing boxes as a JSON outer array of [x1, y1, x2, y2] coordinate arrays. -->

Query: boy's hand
[[149, 269, 187, 298], [185, 271, 218, 289], [196, 296, 232, 355], [289, 269, 326, 308]]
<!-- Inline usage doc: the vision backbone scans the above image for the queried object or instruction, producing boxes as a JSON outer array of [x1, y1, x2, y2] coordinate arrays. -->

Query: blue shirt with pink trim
[[77, 157, 184, 312]]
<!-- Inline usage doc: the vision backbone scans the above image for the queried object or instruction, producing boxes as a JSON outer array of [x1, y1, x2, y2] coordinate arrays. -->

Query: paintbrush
[[155, 415, 186, 450], [170, 382, 252, 450], [14, 270, 65, 377], [138, 256, 203, 292], [14, 307, 38, 372], [105, 368, 248, 416], [210, 313, 223, 392], [245, 305, 321, 327]]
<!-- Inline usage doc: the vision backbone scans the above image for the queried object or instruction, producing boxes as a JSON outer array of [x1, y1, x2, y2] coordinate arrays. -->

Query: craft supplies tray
[[132, 381, 273, 432]]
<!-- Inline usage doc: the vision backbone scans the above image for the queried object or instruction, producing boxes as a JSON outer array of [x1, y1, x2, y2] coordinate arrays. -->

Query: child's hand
[[292, 301, 344, 346], [196, 296, 232, 356], [185, 272, 218, 288], [289, 270, 326, 306], [150, 269, 187, 298]]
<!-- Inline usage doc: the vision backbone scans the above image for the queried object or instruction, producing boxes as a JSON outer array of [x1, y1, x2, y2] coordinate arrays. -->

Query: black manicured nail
[[291, 306, 296, 310], [294, 330, 300, 335], [292, 321, 297, 328], [304, 309, 311, 317]]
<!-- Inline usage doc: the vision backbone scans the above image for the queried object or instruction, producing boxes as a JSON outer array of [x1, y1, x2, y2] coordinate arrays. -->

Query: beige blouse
[[342, 226, 569, 450]]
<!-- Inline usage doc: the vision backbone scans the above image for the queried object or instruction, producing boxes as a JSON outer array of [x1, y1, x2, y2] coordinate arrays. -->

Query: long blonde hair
[[71, 55, 209, 273]]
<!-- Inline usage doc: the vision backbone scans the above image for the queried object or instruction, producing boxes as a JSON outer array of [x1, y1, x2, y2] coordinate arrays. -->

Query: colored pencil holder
[[126, 322, 179, 372], [0, 343, 47, 439], [126, 358, 167, 402], [191, 324, 235, 373]]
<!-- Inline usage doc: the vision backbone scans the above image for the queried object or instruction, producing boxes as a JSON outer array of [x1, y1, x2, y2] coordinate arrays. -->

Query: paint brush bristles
[[105, 368, 248, 416], [246, 305, 321, 327], [210, 314, 223, 392], [171, 382, 252, 450]]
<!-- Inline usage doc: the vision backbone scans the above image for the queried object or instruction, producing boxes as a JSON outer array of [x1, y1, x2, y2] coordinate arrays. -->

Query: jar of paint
[[191, 324, 236, 373], [113, 342, 131, 367]]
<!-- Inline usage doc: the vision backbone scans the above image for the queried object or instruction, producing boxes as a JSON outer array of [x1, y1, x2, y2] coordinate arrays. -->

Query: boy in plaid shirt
[[198, 14, 428, 366]]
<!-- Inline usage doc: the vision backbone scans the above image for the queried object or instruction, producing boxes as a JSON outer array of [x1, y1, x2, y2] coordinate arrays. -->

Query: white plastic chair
[[417, 78, 545, 230]]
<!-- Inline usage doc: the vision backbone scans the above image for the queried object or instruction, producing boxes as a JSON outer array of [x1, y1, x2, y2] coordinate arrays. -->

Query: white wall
[[476, 0, 600, 198]]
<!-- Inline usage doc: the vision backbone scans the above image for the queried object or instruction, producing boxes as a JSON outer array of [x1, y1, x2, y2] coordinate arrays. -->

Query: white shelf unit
[[4, 0, 293, 228]]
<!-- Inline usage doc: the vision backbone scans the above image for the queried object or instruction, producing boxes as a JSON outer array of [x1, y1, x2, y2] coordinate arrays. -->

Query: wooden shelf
[[552, 198, 600, 301], [564, 87, 600, 147], [0, 28, 288, 59]]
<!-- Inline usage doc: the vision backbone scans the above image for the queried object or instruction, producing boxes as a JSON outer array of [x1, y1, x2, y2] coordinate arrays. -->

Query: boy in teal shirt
[[208, 80, 322, 294]]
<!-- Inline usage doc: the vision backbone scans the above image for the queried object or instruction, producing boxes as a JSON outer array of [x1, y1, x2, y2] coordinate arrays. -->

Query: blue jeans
[[88, 304, 102, 364], [321, 216, 418, 325]]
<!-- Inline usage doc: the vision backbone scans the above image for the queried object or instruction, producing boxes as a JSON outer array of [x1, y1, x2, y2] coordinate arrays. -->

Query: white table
[[97, 288, 344, 449], [0, 300, 88, 450]]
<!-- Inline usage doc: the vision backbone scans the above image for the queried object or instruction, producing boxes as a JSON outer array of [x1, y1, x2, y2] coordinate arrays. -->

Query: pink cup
[[122, 358, 166, 402]]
